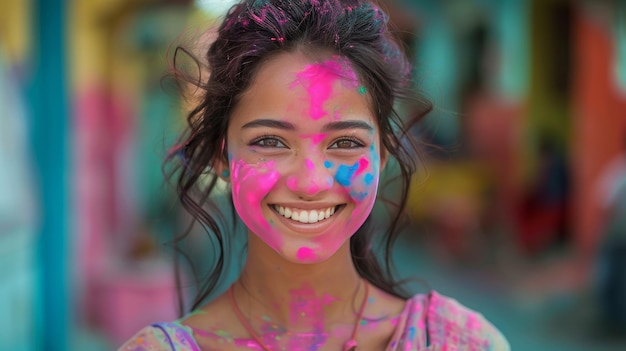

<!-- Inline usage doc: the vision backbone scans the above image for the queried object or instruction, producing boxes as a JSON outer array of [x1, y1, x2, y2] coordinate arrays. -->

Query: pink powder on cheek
[[231, 159, 279, 210], [354, 157, 369, 177], [231, 159, 283, 248]]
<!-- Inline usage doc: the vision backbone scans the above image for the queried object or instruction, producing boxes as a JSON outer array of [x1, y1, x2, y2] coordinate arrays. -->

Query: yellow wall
[[0, 0, 31, 61], [69, 0, 129, 87]]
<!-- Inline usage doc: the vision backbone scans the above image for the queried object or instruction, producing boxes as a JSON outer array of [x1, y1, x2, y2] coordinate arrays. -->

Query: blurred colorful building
[[0, 0, 624, 349]]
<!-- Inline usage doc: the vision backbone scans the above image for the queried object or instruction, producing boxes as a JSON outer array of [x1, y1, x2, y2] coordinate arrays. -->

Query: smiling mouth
[[271, 205, 343, 224]]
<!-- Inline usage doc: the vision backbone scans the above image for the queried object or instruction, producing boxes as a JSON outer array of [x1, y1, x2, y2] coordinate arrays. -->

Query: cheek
[[230, 158, 286, 251], [231, 159, 280, 216], [333, 156, 379, 203]]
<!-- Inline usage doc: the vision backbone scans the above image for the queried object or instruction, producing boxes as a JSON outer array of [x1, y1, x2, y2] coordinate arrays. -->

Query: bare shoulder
[[427, 292, 510, 351], [118, 326, 168, 351]]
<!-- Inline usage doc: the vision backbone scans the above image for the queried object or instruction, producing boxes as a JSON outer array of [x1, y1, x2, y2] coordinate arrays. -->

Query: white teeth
[[300, 211, 309, 223], [309, 210, 319, 223], [273, 205, 337, 223]]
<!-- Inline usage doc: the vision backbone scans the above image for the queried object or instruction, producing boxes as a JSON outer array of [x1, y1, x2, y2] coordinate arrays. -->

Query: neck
[[234, 234, 364, 331]]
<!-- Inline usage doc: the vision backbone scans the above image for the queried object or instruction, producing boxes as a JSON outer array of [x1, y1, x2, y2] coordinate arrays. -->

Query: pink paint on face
[[291, 59, 359, 120], [231, 158, 283, 250], [296, 247, 316, 262], [305, 159, 315, 170], [333, 108, 341, 121], [306, 184, 320, 195], [286, 167, 323, 196], [286, 175, 321, 195], [317, 145, 381, 243], [299, 133, 327, 145], [286, 176, 298, 191], [353, 157, 369, 177], [227, 51, 382, 263]]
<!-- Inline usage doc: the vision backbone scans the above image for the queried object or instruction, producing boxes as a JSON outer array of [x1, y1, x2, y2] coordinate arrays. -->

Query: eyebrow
[[241, 119, 296, 130], [241, 118, 374, 132], [321, 120, 374, 133]]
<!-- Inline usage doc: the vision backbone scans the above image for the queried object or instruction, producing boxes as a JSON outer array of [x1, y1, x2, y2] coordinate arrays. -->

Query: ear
[[216, 159, 231, 182]]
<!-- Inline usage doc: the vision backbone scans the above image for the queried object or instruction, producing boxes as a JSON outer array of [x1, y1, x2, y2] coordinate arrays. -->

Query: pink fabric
[[118, 292, 509, 350]]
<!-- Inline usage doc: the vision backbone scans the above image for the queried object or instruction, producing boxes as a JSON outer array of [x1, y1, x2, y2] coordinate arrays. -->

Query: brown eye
[[261, 139, 279, 147], [337, 140, 354, 148], [250, 136, 286, 148], [330, 137, 364, 149]]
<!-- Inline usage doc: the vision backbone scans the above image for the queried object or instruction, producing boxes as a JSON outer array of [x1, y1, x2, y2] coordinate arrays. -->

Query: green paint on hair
[[358, 85, 367, 95]]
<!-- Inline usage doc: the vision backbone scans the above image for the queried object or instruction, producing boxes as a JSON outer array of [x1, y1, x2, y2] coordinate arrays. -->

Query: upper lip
[[269, 203, 343, 210]]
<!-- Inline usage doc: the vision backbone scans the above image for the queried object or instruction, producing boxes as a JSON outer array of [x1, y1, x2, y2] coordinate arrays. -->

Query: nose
[[286, 157, 334, 197]]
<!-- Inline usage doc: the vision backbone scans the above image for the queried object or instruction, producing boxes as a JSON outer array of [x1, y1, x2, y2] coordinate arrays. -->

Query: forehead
[[230, 51, 375, 127]]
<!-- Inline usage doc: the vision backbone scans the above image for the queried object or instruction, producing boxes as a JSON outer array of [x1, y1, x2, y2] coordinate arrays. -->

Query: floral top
[[119, 291, 510, 350]]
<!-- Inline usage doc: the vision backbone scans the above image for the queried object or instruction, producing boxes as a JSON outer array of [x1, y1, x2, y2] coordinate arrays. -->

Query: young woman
[[120, 0, 509, 350]]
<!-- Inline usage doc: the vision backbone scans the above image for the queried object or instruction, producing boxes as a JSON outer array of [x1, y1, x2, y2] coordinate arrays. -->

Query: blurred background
[[0, 0, 625, 350]]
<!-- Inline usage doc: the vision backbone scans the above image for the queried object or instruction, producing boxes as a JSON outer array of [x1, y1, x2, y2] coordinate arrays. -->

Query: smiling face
[[226, 51, 384, 264]]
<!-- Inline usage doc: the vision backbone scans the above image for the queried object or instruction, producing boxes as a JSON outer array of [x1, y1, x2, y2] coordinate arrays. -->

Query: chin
[[277, 238, 349, 265]]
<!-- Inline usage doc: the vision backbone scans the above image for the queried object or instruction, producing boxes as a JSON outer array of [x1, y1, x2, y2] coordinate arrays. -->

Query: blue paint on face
[[349, 190, 368, 202], [324, 160, 334, 169], [369, 145, 380, 173], [363, 173, 373, 185], [335, 161, 359, 186]]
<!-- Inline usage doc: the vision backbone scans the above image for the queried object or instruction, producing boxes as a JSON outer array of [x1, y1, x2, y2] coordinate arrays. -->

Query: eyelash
[[249, 135, 286, 148], [329, 136, 365, 149], [249, 135, 365, 149]]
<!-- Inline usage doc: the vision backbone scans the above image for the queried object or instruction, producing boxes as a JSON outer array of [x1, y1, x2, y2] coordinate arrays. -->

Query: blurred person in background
[[118, 0, 510, 350], [595, 141, 626, 333]]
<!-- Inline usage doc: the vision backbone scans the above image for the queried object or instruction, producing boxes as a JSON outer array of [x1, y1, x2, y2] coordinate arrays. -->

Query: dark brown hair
[[166, 0, 431, 313]]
